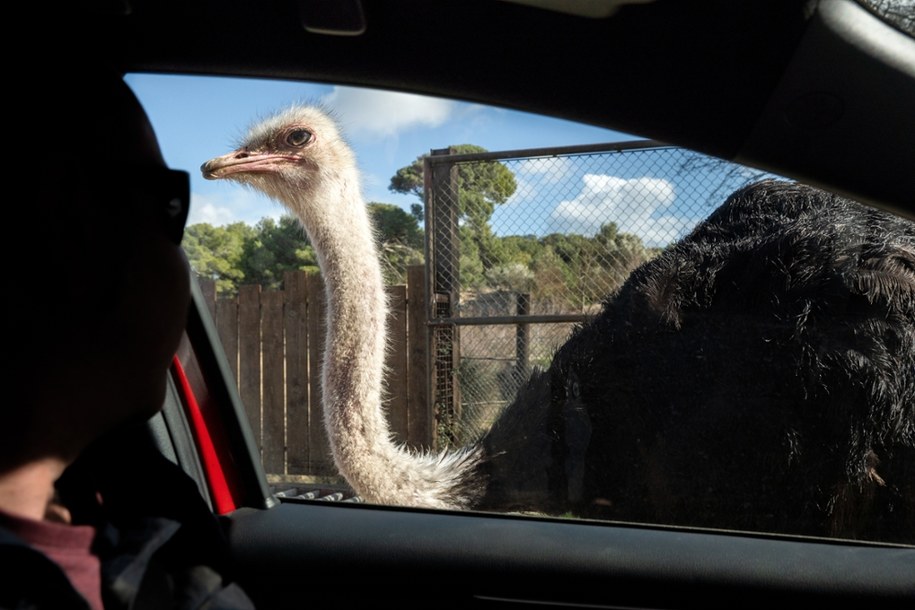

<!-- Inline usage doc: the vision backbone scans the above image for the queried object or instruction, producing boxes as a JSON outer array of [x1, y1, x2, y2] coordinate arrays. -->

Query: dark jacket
[[1, 435, 255, 610]]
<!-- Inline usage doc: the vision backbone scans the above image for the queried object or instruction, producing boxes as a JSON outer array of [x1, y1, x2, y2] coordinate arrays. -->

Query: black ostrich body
[[481, 180, 914, 542]]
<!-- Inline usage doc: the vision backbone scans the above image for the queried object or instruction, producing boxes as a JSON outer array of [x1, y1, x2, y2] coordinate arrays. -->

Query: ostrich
[[202, 106, 485, 509], [202, 106, 914, 541], [532, 179, 915, 540]]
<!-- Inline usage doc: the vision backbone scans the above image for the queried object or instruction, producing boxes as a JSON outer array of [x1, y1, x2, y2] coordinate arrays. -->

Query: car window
[[127, 73, 914, 546]]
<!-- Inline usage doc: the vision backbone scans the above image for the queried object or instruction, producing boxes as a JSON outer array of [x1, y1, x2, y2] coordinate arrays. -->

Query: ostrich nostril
[[235, 151, 249, 159]]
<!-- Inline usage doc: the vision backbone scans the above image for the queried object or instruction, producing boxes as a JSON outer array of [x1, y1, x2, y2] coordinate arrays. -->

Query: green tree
[[458, 236, 486, 289], [183, 222, 254, 293], [389, 144, 517, 286], [592, 222, 651, 289], [530, 244, 572, 305], [368, 203, 423, 249], [527, 227, 653, 310], [409, 203, 424, 223], [368, 202, 425, 284], [240, 215, 318, 289], [498, 234, 541, 268], [484, 262, 534, 293]]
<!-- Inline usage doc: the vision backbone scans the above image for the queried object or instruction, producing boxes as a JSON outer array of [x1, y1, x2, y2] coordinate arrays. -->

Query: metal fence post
[[426, 148, 463, 448], [515, 292, 531, 382]]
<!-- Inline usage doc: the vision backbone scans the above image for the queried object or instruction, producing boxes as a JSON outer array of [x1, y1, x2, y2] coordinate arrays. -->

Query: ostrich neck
[[287, 171, 399, 494]]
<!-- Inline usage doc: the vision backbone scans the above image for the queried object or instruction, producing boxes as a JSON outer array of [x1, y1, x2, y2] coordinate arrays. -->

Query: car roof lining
[[738, 0, 915, 215], [72, 0, 913, 209], [85, 0, 808, 152]]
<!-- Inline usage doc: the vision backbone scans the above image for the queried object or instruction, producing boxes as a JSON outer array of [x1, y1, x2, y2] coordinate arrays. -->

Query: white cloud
[[552, 175, 692, 246], [504, 157, 574, 208], [516, 157, 573, 184], [638, 216, 697, 247], [188, 194, 235, 226], [321, 86, 455, 138], [189, 189, 283, 227]]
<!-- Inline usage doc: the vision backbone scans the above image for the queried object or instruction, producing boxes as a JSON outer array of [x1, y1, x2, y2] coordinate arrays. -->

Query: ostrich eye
[[286, 129, 313, 147]]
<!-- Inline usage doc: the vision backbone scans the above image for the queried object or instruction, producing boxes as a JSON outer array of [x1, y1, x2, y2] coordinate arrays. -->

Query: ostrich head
[[201, 105, 360, 228]]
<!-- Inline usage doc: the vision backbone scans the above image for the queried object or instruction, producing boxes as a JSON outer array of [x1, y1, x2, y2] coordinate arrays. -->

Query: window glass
[[128, 73, 914, 546]]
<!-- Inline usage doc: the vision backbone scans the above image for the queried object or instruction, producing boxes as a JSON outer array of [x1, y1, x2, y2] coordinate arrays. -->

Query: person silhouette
[[0, 65, 255, 609]]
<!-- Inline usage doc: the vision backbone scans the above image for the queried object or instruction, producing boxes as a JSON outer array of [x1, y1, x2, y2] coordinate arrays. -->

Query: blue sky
[[126, 73, 767, 246], [126, 73, 635, 225]]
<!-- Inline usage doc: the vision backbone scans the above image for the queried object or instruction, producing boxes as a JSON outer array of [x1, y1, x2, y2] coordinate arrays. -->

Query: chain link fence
[[423, 141, 771, 447]]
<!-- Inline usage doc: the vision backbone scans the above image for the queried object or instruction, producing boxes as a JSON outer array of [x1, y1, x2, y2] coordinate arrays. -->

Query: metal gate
[[422, 141, 770, 447]]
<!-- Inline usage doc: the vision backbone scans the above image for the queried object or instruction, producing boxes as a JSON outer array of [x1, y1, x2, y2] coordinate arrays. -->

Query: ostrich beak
[[201, 148, 299, 180]]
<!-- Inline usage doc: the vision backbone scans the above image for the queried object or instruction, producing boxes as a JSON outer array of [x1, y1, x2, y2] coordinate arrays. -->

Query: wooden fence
[[197, 265, 431, 479]]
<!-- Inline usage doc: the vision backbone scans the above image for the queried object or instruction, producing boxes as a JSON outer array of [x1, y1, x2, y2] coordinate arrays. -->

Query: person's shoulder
[[56, 431, 258, 609], [0, 520, 92, 610]]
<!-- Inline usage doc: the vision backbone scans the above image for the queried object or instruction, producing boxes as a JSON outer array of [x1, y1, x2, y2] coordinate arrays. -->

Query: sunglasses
[[127, 167, 191, 245], [67, 167, 191, 246]]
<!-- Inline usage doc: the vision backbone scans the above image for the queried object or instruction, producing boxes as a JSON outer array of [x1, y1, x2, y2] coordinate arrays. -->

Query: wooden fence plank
[[198, 277, 217, 320], [284, 271, 310, 474], [385, 285, 408, 443], [407, 264, 431, 448], [306, 273, 333, 474], [215, 297, 239, 383], [216, 273, 420, 478], [261, 290, 286, 474], [238, 284, 262, 454]]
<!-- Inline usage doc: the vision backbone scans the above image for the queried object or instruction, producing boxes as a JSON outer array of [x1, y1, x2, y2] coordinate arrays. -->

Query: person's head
[[3, 66, 191, 468]]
